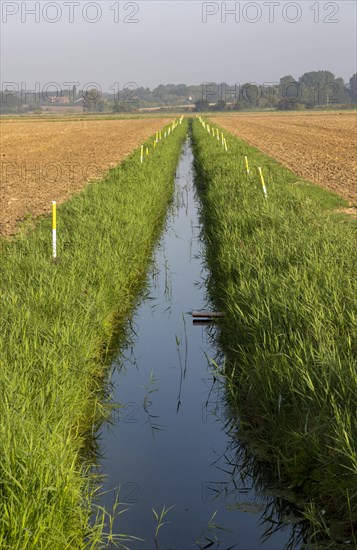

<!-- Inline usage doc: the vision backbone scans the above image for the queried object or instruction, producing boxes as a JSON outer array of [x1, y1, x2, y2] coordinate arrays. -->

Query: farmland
[[0, 118, 172, 236], [211, 112, 357, 204]]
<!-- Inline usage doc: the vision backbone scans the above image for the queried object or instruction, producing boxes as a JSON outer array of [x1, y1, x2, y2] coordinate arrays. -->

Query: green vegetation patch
[[192, 117, 356, 544], [0, 120, 188, 549]]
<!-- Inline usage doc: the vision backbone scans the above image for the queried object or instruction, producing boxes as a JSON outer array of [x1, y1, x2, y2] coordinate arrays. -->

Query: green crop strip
[[192, 117, 356, 545], [0, 119, 188, 549]]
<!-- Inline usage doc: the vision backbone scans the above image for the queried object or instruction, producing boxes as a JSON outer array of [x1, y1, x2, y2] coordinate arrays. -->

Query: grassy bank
[[0, 119, 188, 549], [191, 117, 356, 545]]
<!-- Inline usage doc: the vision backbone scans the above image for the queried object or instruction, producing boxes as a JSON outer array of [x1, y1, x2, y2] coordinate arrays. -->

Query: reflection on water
[[97, 138, 302, 549]]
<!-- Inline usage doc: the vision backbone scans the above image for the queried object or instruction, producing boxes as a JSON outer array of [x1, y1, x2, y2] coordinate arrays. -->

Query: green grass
[[192, 117, 357, 545], [0, 119, 188, 549]]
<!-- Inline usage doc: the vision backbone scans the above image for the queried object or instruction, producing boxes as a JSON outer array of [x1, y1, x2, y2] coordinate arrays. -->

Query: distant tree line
[[1, 71, 356, 113], [194, 71, 357, 111]]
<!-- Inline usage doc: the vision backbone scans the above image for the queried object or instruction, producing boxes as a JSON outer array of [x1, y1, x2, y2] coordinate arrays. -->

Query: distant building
[[47, 96, 70, 104]]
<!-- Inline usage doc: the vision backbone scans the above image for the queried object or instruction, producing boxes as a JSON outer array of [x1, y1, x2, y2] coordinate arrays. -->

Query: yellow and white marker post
[[52, 201, 57, 259], [224, 138, 228, 152], [146, 147, 149, 156], [140, 145, 144, 164], [258, 167, 268, 198], [245, 155, 250, 176]]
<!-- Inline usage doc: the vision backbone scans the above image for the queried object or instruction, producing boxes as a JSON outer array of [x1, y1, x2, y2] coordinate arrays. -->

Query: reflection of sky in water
[[97, 140, 295, 549]]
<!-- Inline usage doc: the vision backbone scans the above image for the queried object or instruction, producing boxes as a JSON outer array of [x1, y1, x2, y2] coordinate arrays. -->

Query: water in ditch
[[98, 138, 299, 549]]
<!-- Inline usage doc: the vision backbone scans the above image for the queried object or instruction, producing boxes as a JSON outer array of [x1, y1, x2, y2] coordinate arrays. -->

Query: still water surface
[[98, 140, 296, 549]]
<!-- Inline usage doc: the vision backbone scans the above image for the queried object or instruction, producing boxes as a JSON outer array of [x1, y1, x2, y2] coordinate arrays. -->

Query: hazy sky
[[1, 0, 356, 91]]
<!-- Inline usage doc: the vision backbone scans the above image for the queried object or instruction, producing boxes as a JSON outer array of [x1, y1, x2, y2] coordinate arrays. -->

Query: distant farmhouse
[[41, 89, 83, 112]]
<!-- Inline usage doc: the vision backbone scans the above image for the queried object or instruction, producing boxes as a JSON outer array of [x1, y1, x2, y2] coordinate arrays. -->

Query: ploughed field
[[212, 112, 357, 204], [0, 117, 171, 236]]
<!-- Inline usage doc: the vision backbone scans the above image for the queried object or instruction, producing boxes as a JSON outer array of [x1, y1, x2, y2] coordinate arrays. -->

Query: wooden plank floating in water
[[192, 311, 225, 318]]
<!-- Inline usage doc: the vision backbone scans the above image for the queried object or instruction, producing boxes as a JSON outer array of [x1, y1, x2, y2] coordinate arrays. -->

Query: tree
[[82, 89, 105, 112], [334, 78, 350, 104], [299, 71, 336, 106], [213, 100, 227, 111], [280, 75, 295, 86], [113, 102, 134, 113], [0, 91, 23, 113], [194, 99, 209, 112], [349, 74, 357, 104], [277, 98, 297, 111], [279, 75, 301, 106]]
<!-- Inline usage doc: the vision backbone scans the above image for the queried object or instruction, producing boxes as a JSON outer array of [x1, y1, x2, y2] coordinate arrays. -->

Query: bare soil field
[[0, 118, 171, 236], [212, 112, 357, 204]]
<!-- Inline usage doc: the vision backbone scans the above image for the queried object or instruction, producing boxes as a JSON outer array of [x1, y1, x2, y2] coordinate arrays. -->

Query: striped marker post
[[146, 147, 149, 156], [140, 145, 144, 164], [258, 167, 268, 198], [52, 201, 57, 259]]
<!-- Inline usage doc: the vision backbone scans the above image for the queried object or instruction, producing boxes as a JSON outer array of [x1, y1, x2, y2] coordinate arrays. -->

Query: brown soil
[[334, 207, 357, 219], [0, 118, 172, 236], [212, 112, 357, 204]]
